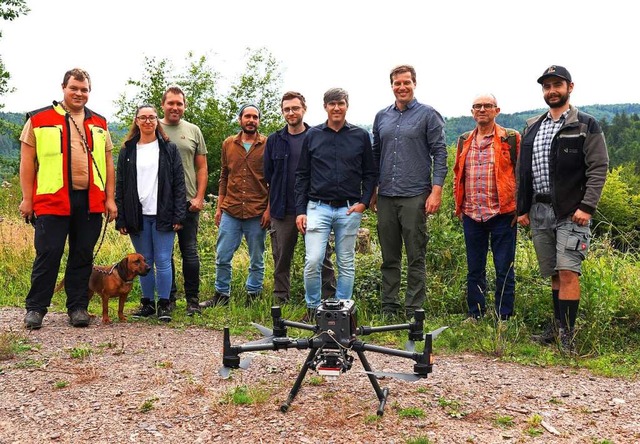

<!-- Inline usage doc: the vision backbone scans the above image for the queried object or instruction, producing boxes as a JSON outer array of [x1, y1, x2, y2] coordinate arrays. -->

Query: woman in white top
[[115, 105, 186, 321]]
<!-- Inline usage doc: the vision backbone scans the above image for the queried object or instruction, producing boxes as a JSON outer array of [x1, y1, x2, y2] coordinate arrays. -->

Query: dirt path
[[0, 307, 638, 443]]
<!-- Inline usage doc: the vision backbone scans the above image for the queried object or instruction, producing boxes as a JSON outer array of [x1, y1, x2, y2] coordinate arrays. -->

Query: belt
[[316, 199, 349, 208], [534, 193, 552, 204]]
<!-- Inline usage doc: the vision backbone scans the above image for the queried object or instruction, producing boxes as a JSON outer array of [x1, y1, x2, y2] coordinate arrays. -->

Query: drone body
[[220, 298, 447, 415]]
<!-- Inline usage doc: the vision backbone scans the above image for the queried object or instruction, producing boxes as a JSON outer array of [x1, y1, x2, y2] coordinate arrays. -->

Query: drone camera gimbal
[[220, 298, 447, 415]]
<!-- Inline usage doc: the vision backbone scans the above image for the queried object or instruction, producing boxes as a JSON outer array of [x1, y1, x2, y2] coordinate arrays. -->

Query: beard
[[545, 92, 570, 109], [242, 126, 257, 134]]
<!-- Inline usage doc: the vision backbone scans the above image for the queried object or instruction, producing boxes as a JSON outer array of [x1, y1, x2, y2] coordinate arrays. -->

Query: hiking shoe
[[531, 319, 559, 345], [199, 291, 229, 308], [559, 328, 577, 356], [186, 301, 201, 316], [69, 309, 90, 327], [157, 300, 172, 322], [24, 310, 44, 330], [132, 299, 156, 318]]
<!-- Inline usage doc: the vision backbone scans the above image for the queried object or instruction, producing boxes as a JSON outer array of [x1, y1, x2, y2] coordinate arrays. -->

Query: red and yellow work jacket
[[28, 103, 108, 216]]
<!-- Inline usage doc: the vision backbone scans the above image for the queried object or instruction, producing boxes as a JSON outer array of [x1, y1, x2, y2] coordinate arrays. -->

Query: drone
[[220, 298, 447, 415]]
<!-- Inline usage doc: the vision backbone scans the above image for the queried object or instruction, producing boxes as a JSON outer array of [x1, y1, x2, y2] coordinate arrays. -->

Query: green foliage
[[114, 48, 284, 194], [397, 407, 425, 418], [594, 166, 640, 249], [220, 384, 270, 406], [139, 397, 158, 413], [0, 0, 29, 106], [69, 345, 92, 360]]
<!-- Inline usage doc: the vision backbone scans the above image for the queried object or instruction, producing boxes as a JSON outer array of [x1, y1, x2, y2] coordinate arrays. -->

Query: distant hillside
[[1, 104, 639, 179], [444, 103, 640, 146]]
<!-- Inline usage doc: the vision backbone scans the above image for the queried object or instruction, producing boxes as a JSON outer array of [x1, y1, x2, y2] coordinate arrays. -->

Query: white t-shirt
[[136, 140, 159, 215]]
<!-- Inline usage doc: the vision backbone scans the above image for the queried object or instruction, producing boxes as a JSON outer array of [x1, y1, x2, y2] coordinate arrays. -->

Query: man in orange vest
[[19, 68, 117, 330]]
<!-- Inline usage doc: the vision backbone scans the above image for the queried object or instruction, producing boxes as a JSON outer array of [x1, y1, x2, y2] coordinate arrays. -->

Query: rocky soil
[[0, 307, 638, 443]]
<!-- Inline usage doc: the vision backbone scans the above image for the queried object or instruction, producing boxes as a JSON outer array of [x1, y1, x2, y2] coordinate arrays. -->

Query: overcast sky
[[1, 0, 636, 126]]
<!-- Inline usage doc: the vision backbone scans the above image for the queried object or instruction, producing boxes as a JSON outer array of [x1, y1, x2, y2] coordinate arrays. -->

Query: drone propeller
[[219, 355, 254, 379], [363, 370, 422, 382], [244, 322, 275, 345], [405, 326, 449, 352]]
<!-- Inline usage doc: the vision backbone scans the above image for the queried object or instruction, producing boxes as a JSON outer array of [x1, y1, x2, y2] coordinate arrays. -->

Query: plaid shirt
[[532, 109, 569, 194], [462, 133, 499, 222]]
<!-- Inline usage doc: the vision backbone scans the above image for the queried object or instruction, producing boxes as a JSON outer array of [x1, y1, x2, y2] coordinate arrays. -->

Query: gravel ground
[[1, 307, 638, 444]]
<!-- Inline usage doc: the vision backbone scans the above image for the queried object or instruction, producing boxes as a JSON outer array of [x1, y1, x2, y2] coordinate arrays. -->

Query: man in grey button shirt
[[371, 64, 448, 320]]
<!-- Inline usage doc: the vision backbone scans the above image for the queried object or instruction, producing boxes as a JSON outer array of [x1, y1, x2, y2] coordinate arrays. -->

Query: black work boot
[[558, 327, 577, 356], [531, 318, 560, 345], [199, 291, 230, 308], [132, 298, 156, 318]]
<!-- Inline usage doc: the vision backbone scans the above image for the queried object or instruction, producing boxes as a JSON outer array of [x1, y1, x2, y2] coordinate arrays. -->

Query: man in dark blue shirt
[[264, 91, 335, 305], [372, 64, 448, 320], [295, 88, 377, 315]]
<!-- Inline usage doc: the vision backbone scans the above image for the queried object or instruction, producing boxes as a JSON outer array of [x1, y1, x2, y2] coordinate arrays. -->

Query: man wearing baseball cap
[[517, 65, 609, 354]]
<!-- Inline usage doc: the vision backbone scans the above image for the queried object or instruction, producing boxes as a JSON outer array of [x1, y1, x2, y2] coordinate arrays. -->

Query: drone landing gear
[[280, 348, 391, 416]]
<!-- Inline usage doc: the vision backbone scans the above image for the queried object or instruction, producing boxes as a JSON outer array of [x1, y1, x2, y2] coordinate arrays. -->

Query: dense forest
[[1, 103, 639, 180]]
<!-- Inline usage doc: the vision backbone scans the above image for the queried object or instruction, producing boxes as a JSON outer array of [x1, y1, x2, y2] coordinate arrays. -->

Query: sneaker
[[24, 310, 44, 330], [559, 328, 577, 356], [531, 319, 559, 345], [157, 300, 172, 322], [68, 309, 90, 327], [186, 301, 201, 316], [132, 299, 156, 318], [199, 292, 229, 308]]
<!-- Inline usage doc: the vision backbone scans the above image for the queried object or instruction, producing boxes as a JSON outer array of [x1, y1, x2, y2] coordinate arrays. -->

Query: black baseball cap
[[537, 65, 572, 84]]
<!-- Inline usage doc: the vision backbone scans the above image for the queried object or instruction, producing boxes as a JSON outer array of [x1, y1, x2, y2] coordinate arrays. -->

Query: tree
[[0, 0, 30, 109], [114, 48, 284, 194]]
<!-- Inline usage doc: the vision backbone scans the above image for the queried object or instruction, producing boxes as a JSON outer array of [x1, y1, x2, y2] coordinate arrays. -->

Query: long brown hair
[[123, 104, 169, 145]]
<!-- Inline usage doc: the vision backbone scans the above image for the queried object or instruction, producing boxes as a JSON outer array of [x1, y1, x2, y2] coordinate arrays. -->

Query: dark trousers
[[377, 193, 428, 314], [270, 214, 335, 302], [25, 190, 102, 314], [462, 213, 516, 317], [170, 208, 200, 304]]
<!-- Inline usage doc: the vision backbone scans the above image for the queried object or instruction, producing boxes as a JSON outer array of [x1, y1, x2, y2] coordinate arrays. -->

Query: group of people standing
[[19, 64, 608, 353]]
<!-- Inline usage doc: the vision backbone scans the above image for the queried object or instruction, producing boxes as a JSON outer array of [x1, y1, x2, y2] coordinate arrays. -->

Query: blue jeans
[[304, 201, 362, 309], [129, 215, 176, 301], [215, 213, 266, 295], [462, 213, 516, 317]]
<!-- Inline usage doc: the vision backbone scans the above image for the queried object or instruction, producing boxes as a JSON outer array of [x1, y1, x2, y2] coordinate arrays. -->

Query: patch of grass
[[437, 396, 466, 418], [53, 380, 68, 389], [69, 345, 92, 360], [363, 414, 380, 424], [308, 375, 324, 386], [494, 414, 514, 428], [156, 360, 173, 369], [525, 427, 543, 437], [220, 384, 270, 406], [139, 397, 158, 413], [398, 407, 425, 419], [416, 386, 429, 394], [405, 437, 432, 444], [14, 358, 44, 369], [0, 332, 32, 360]]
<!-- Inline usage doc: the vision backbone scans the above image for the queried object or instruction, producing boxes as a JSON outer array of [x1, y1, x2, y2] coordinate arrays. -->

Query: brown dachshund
[[88, 253, 151, 324]]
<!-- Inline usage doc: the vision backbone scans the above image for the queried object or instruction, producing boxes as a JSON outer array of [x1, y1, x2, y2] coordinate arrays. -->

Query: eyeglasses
[[136, 115, 157, 122], [283, 106, 302, 114], [472, 103, 497, 110]]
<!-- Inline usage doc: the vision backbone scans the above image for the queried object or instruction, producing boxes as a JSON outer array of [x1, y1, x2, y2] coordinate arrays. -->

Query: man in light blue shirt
[[371, 64, 447, 320]]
